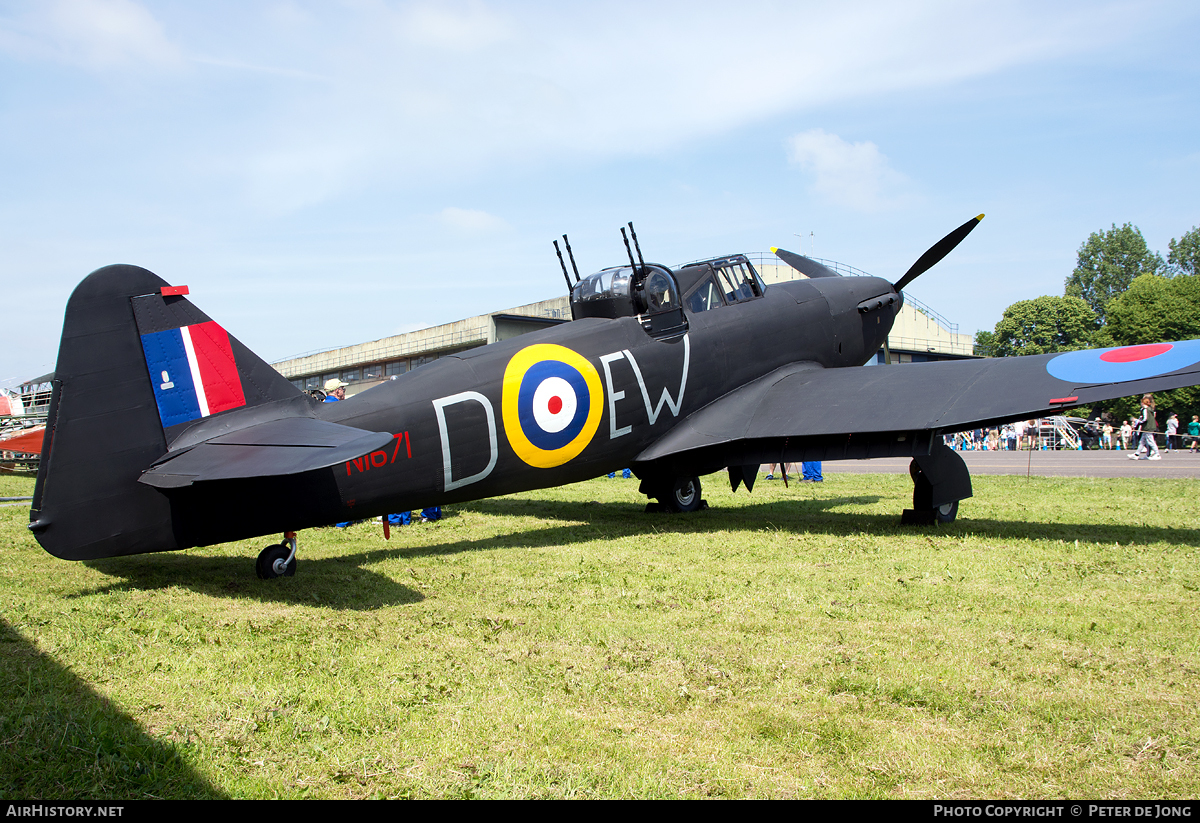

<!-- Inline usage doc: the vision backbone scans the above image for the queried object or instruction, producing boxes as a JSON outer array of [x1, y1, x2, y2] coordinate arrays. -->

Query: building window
[[362, 364, 381, 380], [386, 360, 407, 376]]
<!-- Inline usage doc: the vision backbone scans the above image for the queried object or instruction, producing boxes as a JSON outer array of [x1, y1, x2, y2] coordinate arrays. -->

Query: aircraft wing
[[139, 416, 394, 488], [637, 340, 1200, 463]]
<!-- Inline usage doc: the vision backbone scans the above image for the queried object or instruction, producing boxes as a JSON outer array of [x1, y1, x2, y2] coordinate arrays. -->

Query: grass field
[[1, 471, 1198, 799]]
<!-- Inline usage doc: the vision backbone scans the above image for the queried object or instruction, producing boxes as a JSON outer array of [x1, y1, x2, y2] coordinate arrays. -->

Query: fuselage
[[29, 261, 904, 556], [304, 273, 901, 523]]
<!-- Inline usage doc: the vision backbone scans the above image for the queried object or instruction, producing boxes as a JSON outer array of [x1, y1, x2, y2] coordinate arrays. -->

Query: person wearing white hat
[[323, 378, 348, 402]]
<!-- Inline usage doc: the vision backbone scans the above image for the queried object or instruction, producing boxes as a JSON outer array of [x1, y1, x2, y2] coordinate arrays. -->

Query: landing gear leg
[[901, 440, 971, 525], [256, 531, 298, 579]]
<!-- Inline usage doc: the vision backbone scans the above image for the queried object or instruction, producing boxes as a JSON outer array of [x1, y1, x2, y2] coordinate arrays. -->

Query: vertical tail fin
[[30, 264, 301, 560]]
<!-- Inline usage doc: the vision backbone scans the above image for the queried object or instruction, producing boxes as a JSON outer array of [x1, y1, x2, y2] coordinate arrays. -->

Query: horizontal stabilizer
[[139, 417, 394, 488]]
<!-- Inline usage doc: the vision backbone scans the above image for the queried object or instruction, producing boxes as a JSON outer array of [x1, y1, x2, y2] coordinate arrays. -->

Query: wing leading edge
[[637, 340, 1200, 463]]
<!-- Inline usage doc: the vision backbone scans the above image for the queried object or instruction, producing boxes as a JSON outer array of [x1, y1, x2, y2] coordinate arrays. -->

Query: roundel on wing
[[502, 344, 603, 468], [1046, 340, 1200, 383]]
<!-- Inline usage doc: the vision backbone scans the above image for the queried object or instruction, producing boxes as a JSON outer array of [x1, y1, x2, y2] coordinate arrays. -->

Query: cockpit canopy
[[674, 255, 767, 314]]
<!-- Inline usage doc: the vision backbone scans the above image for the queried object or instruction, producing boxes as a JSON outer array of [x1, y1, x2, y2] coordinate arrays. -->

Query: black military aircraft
[[29, 217, 1200, 578]]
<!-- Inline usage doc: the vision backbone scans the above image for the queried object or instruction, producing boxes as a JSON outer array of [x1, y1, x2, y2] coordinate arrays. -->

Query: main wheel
[[934, 500, 958, 523], [666, 475, 702, 513], [256, 543, 296, 579]]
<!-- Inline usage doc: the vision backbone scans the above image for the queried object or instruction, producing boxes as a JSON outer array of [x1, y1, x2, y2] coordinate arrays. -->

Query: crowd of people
[[940, 394, 1198, 455]]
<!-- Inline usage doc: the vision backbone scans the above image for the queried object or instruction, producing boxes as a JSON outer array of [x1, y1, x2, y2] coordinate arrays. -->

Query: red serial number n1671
[[344, 431, 411, 476]]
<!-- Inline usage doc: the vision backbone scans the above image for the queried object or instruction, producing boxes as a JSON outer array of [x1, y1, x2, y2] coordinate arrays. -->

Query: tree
[[991, 295, 1097, 357], [1167, 226, 1200, 276], [1092, 273, 1200, 425], [973, 330, 995, 357], [1103, 273, 1200, 346], [1065, 223, 1164, 324]]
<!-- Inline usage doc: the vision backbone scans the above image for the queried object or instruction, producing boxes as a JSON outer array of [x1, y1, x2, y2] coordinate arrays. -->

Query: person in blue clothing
[[323, 378, 348, 402], [802, 461, 822, 482]]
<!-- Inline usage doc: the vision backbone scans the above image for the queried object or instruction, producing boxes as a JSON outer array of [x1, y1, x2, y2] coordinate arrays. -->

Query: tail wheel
[[256, 542, 296, 579]]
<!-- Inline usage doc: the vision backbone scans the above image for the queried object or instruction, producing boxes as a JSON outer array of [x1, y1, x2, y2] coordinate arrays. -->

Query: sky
[[2, 0, 1198, 387]]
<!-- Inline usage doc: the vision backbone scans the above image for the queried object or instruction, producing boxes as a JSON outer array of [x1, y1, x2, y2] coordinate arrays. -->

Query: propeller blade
[[893, 214, 984, 292], [771, 247, 840, 279]]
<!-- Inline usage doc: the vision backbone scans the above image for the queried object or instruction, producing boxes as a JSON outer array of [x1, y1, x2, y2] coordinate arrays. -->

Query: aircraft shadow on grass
[[457, 494, 1200, 548], [0, 617, 224, 799], [454, 493, 886, 524], [76, 491, 1200, 606], [80, 550, 427, 610]]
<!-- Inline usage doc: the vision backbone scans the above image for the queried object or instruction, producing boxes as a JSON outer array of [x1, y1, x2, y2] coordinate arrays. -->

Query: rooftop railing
[[741, 252, 959, 336], [272, 307, 571, 374]]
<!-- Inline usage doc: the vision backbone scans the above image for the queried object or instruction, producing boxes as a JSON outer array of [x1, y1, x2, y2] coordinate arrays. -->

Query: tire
[[666, 475, 702, 513], [934, 500, 958, 523], [255, 543, 296, 579]]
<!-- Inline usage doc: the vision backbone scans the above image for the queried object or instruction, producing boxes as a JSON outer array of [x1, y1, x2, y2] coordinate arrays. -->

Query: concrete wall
[[273, 296, 571, 380], [273, 255, 974, 383]]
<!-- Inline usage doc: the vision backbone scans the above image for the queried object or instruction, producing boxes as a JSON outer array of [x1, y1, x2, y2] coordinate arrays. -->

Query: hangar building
[[270, 253, 976, 395]]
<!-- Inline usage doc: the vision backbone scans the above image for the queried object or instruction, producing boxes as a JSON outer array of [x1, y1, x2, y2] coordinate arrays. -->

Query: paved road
[[819, 450, 1200, 479]]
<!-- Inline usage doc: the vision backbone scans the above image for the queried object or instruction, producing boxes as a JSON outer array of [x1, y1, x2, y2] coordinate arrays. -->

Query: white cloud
[[787, 129, 910, 212], [0, 0, 182, 68], [239, 145, 363, 214], [2, 0, 1138, 212], [394, 0, 514, 52], [437, 207, 509, 233]]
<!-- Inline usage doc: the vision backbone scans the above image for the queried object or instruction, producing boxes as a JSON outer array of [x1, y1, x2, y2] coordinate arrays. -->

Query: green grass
[[2, 472, 1198, 798]]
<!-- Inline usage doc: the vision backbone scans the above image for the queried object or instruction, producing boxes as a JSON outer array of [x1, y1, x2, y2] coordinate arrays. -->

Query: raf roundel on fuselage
[[502, 343, 604, 469]]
